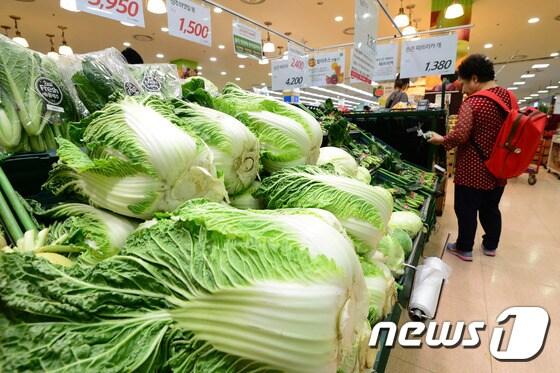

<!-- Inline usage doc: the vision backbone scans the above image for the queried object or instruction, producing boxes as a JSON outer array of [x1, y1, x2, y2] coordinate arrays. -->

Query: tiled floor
[[385, 170, 560, 373]]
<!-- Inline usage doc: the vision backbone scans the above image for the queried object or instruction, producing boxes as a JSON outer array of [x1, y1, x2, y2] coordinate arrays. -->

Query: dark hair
[[121, 47, 144, 64], [458, 54, 495, 82], [394, 75, 410, 89]]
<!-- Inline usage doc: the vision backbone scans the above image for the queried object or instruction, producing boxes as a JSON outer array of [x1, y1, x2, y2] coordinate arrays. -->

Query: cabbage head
[[388, 211, 424, 238], [317, 146, 359, 178]]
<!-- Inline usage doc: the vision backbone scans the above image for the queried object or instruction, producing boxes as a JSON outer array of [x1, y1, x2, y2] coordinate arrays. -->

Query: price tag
[[400, 34, 458, 79], [76, 0, 145, 27], [350, 0, 378, 84], [271, 58, 309, 91], [167, 0, 211, 47], [372, 43, 398, 82]]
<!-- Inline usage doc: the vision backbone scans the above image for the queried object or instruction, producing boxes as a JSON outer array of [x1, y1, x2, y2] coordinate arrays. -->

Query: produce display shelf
[[372, 199, 429, 373]]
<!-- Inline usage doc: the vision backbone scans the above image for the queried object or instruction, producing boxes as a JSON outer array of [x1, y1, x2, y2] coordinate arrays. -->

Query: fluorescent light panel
[[308, 86, 372, 104], [336, 83, 374, 98]]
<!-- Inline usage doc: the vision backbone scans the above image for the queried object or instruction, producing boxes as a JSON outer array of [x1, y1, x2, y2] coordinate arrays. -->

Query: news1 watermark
[[369, 307, 550, 361]]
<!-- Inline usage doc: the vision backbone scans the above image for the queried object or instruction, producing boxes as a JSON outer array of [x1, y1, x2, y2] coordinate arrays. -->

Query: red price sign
[[179, 18, 209, 39], [168, 0, 212, 47], [77, 0, 145, 27]]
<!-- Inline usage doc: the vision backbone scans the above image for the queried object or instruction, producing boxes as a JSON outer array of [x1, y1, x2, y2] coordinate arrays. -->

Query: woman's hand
[[428, 132, 445, 145]]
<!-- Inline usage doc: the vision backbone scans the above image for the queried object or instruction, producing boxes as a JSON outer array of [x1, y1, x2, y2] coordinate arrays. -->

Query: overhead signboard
[[400, 34, 458, 79], [349, 0, 378, 84], [167, 0, 212, 47], [308, 50, 345, 87], [76, 0, 145, 27], [372, 43, 398, 82], [232, 22, 262, 59]]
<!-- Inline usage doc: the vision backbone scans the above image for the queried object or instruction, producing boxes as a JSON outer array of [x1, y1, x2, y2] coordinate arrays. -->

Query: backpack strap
[[469, 90, 515, 112]]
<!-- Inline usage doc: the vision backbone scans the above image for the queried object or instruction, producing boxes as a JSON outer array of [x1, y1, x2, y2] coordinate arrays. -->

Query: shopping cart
[[526, 137, 546, 185]]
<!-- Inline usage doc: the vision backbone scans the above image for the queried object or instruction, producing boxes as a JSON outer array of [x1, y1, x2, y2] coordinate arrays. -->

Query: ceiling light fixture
[[401, 5, 416, 36], [513, 81, 526, 85], [445, 1, 464, 19], [262, 21, 275, 53], [10, 16, 29, 48], [196, 66, 202, 70], [538, 90, 548, 93], [530, 93, 539, 97], [197, 71, 202, 76], [213, 7, 223, 14], [528, 17, 540, 24], [123, 41, 131, 47], [551, 52, 559, 57], [147, 0, 167, 14], [532, 63, 549, 69], [161, 26, 169, 32], [484, 43, 493, 49], [218, 44, 225, 49], [58, 25, 73, 55], [209, 57, 217, 62], [337, 83, 374, 98], [268, 72, 272, 76], [156, 53, 165, 59], [393, 0, 409, 28], [261, 83, 267, 86], [221, 71, 227, 76], [46, 33, 59, 59], [238, 64, 245, 68], [235, 77, 241, 81], [334, 16, 344, 22], [507, 87, 518, 90], [308, 86, 371, 104], [546, 85, 559, 89], [60, 0, 80, 12], [521, 73, 535, 78]]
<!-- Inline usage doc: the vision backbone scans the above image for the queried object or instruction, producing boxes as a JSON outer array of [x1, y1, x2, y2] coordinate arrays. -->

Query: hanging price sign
[[400, 34, 458, 79], [271, 57, 309, 91], [167, 0, 212, 47], [76, 0, 145, 27]]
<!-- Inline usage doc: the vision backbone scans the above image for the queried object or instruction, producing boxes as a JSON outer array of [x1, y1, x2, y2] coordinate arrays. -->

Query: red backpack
[[468, 90, 547, 179]]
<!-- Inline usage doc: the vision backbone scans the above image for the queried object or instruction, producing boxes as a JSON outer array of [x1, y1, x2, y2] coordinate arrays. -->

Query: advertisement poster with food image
[[308, 51, 345, 87], [425, 0, 473, 89]]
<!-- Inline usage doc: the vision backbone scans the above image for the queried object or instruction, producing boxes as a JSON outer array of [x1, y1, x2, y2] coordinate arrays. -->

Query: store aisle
[[386, 170, 560, 373]]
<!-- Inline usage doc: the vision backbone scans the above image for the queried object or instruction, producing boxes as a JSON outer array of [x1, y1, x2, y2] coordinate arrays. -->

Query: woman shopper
[[428, 54, 515, 262], [385, 76, 410, 108]]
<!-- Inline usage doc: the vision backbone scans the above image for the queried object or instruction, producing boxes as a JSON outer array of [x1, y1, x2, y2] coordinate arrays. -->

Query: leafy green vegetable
[[371, 235, 405, 277], [255, 165, 393, 255], [229, 181, 264, 210], [172, 100, 260, 195], [360, 259, 398, 325], [214, 83, 322, 165], [129, 63, 181, 98], [391, 228, 413, 257], [317, 146, 359, 178], [45, 96, 227, 219], [38, 203, 138, 264], [0, 199, 369, 372], [181, 77, 219, 107], [355, 166, 371, 184], [388, 211, 423, 238]]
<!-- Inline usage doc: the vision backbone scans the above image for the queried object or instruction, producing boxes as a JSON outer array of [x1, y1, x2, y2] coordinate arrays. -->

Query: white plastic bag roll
[[409, 257, 451, 319]]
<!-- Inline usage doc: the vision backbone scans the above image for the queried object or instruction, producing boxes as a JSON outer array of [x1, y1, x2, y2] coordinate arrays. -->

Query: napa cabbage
[[391, 228, 413, 257], [45, 96, 227, 219], [388, 211, 424, 238], [172, 100, 260, 195], [255, 165, 393, 255], [371, 235, 405, 277], [317, 146, 359, 178], [355, 166, 372, 184], [361, 259, 398, 325]]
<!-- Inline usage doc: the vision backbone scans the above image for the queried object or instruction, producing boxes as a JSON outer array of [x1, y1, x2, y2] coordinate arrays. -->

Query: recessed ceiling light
[[538, 90, 548, 93], [123, 41, 131, 47], [196, 66, 202, 70], [161, 26, 168, 32], [156, 53, 165, 59], [532, 63, 549, 69], [524, 96, 532, 99], [551, 52, 559, 57], [528, 17, 540, 24], [334, 16, 343, 22], [197, 71, 202, 76], [513, 81, 526, 85], [238, 64, 245, 68], [268, 72, 272, 76], [484, 43, 493, 49], [507, 87, 518, 90], [531, 94, 539, 97], [209, 57, 217, 62], [218, 44, 225, 49], [220, 71, 227, 76], [235, 77, 241, 81], [546, 85, 559, 89], [213, 7, 223, 13], [521, 74, 535, 78], [261, 83, 266, 86]]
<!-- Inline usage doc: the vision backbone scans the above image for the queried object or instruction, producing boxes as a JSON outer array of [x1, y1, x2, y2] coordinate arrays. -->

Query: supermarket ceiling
[[0, 0, 559, 101]]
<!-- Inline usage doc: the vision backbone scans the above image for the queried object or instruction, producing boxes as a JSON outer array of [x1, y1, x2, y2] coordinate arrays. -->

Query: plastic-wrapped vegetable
[[63, 47, 143, 114], [0, 35, 81, 152], [129, 63, 181, 98]]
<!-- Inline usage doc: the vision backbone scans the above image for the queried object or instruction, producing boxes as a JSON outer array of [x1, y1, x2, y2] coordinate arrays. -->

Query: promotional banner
[[372, 43, 398, 82], [167, 0, 211, 47], [349, 0, 378, 84], [400, 34, 458, 79], [76, 0, 145, 27], [232, 22, 262, 60], [308, 50, 345, 87]]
